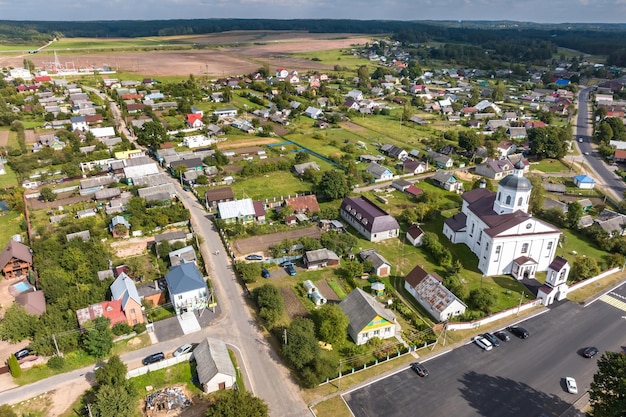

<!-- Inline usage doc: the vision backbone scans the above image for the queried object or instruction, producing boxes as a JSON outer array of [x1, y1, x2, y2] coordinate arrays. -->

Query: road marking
[[599, 294, 626, 312], [610, 291, 626, 301]]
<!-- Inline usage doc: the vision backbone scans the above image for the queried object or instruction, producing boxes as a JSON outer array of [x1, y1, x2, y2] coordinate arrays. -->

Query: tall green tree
[[566, 201, 584, 229], [318, 170, 349, 200], [251, 284, 284, 329], [94, 355, 127, 386], [312, 304, 349, 346], [206, 390, 269, 417], [136, 120, 166, 148], [82, 317, 114, 359], [589, 351, 626, 417], [0, 303, 38, 342], [92, 384, 136, 417], [572, 256, 600, 281], [356, 65, 370, 87], [467, 288, 497, 314], [283, 317, 318, 370]]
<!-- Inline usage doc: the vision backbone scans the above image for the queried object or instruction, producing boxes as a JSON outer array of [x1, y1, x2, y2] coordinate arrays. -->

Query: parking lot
[[343, 288, 626, 417]]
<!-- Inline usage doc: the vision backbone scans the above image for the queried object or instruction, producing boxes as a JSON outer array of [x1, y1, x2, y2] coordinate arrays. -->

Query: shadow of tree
[[458, 371, 584, 417]]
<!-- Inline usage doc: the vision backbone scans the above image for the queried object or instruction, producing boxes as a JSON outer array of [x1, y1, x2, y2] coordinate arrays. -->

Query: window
[[497, 192, 501, 201], [521, 243, 528, 253], [470, 223, 475, 236], [356, 213, 362, 220], [546, 241, 553, 256], [547, 242, 553, 251], [495, 245, 501, 262], [505, 195, 512, 205], [346, 205, 351, 211], [518, 197, 523, 206]]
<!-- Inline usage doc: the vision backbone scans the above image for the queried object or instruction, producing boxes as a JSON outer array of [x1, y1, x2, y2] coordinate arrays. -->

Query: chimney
[[479, 179, 487, 189]]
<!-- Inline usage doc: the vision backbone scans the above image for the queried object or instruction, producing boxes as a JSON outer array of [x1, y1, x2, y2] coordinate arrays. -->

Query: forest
[[2, 19, 626, 65]]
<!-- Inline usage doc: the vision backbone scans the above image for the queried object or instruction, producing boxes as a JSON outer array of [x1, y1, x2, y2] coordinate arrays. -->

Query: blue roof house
[[573, 175, 595, 189], [165, 263, 208, 314]]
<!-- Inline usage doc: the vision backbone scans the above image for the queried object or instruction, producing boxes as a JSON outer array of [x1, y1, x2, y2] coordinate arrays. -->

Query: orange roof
[[187, 113, 203, 124], [614, 149, 626, 159]]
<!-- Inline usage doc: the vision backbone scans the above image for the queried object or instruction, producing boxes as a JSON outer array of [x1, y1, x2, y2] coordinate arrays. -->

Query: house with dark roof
[[431, 171, 462, 193], [205, 187, 235, 209], [165, 263, 208, 314], [292, 161, 320, 176], [429, 152, 454, 169], [339, 288, 398, 345], [0, 240, 32, 279], [303, 248, 340, 270], [366, 162, 394, 181], [475, 159, 514, 180], [380, 144, 408, 160], [406, 224, 425, 247], [443, 162, 561, 278], [110, 272, 144, 326], [169, 246, 198, 267], [194, 338, 237, 393], [359, 249, 391, 277], [340, 196, 400, 242], [402, 159, 427, 175], [404, 265, 466, 321]]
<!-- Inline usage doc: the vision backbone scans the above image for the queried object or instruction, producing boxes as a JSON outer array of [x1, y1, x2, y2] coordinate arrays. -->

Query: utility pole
[[517, 291, 525, 316], [52, 334, 62, 357], [338, 358, 342, 390], [283, 328, 287, 345]]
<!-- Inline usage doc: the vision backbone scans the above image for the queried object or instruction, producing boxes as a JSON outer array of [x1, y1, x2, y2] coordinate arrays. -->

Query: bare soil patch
[[340, 121, 369, 132], [0, 32, 370, 77], [111, 236, 155, 257], [281, 287, 308, 319], [0, 130, 8, 147], [314, 280, 341, 304], [24, 129, 37, 144], [217, 137, 280, 150], [232, 226, 322, 256]]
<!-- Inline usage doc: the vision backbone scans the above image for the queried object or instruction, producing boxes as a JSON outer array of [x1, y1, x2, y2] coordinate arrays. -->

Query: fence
[[446, 299, 544, 331], [318, 342, 436, 387], [126, 352, 192, 379], [569, 267, 621, 292]]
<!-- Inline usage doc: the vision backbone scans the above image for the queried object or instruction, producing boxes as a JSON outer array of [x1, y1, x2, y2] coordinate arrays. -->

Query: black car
[[261, 269, 270, 278], [245, 254, 263, 261], [482, 332, 500, 347], [494, 331, 510, 342], [14, 348, 32, 360], [142, 352, 165, 365], [410, 362, 429, 377], [582, 346, 599, 358], [508, 326, 529, 339]]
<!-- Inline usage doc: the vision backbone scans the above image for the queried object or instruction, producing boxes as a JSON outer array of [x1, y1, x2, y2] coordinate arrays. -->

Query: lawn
[[529, 158, 570, 173], [229, 170, 312, 200], [291, 48, 373, 69], [558, 228, 612, 271], [129, 361, 203, 396], [0, 164, 19, 188], [0, 211, 23, 248]]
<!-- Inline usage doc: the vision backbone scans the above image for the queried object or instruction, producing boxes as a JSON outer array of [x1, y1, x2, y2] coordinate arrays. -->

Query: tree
[[0, 303, 38, 342], [356, 65, 370, 87], [92, 384, 136, 417], [566, 201, 584, 229], [136, 120, 166, 148], [467, 288, 497, 313], [589, 351, 626, 417], [340, 260, 363, 280], [251, 284, 284, 328], [283, 317, 318, 370], [39, 186, 57, 202], [318, 170, 350, 200], [527, 174, 545, 214], [206, 390, 269, 417], [295, 152, 310, 164], [571, 256, 600, 281], [235, 261, 261, 284], [312, 304, 349, 346], [458, 129, 480, 152], [95, 355, 127, 386], [528, 126, 569, 160], [81, 317, 114, 359]]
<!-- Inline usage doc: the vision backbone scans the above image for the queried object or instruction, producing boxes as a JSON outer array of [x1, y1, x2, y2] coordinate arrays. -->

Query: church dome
[[499, 173, 532, 191]]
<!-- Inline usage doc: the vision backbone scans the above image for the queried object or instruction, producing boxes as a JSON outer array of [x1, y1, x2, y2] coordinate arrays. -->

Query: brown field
[[0, 31, 371, 77], [0, 130, 8, 147], [281, 287, 308, 319], [232, 226, 322, 256], [314, 280, 341, 304]]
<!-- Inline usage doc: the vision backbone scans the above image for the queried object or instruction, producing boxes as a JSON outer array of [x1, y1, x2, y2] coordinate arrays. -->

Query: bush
[[112, 322, 133, 336], [47, 355, 65, 370], [133, 323, 147, 334], [7, 355, 21, 377]]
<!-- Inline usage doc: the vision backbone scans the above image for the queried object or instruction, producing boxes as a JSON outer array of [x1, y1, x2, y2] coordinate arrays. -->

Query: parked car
[[507, 326, 529, 339], [494, 331, 510, 342], [279, 260, 293, 267], [578, 138, 583, 143], [473, 336, 493, 351], [410, 362, 429, 377], [261, 269, 270, 278], [482, 333, 500, 347], [142, 352, 165, 365], [245, 254, 263, 261], [14, 348, 32, 360], [582, 346, 599, 358], [565, 377, 578, 394], [173, 344, 193, 357], [285, 264, 296, 276]]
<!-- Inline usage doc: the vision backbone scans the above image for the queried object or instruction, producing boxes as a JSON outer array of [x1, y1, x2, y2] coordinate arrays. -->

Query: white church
[[443, 161, 562, 279]]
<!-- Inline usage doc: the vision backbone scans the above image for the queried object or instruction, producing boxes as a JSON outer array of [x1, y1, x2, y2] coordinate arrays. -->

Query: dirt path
[[218, 137, 280, 150]]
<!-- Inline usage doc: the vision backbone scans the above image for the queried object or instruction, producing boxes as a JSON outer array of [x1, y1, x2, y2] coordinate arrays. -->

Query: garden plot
[[281, 287, 308, 319]]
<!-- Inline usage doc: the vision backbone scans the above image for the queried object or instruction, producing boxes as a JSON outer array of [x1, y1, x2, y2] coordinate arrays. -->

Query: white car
[[473, 336, 493, 351], [578, 138, 583, 143], [173, 343, 193, 357], [565, 377, 578, 394]]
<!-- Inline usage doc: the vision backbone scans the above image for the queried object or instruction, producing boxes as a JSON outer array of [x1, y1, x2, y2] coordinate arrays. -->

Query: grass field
[[53, 37, 182, 50], [0, 211, 22, 248], [0, 164, 19, 188], [291, 48, 373, 69], [230, 170, 312, 200], [530, 158, 570, 173]]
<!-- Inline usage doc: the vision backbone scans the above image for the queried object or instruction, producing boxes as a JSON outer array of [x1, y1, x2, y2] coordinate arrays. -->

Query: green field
[[530, 158, 570, 173], [0, 211, 23, 248], [53, 37, 180, 50], [291, 48, 373, 70], [0, 164, 19, 188], [229, 170, 312, 200]]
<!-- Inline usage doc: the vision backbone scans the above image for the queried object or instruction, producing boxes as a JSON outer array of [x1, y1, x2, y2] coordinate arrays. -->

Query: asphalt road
[[344, 291, 626, 417], [576, 86, 625, 201]]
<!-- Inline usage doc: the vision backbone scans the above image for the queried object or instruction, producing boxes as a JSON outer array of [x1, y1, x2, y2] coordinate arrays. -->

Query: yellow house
[[114, 149, 144, 160], [340, 288, 398, 345]]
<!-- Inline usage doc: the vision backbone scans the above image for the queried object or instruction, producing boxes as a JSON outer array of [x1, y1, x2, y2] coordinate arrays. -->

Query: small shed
[[193, 337, 237, 393], [303, 280, 317, 295], [371, 282, 385, 297], [573, 175, 596, 189], [311, 290, 327, 306]]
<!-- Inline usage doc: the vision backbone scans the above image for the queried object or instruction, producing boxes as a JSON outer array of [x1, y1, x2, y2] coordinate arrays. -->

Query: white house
[[183, 135, 215, 149], [165, 263, 208, 315], [366, 162, 394, 181], [537, 256, 570, 306], [71, 116, 88, 131], [404, 265, 467, 322], [194, 338, 237, 393], [573, 175, 596, 189], [406, 224, 425, 247], [90, 127, 116, 138], [304, 106, 323, 119], [340, 196, 400, 242], [359, 249, 391, 277], [213, 108, 238, 119], [443, 161, 562, 278]]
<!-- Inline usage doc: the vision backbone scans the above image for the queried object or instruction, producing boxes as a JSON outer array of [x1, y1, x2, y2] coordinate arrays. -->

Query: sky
[[1, 0, 625, 23]]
